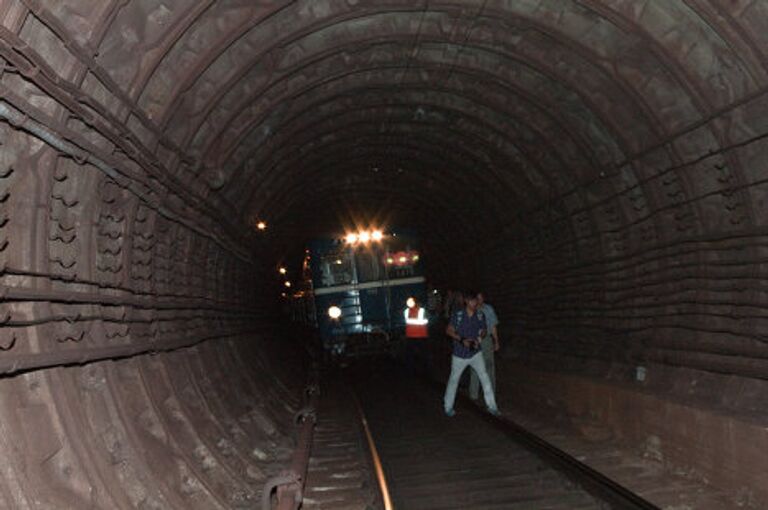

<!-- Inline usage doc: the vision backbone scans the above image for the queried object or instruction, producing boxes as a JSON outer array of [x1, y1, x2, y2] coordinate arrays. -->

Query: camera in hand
[[460, 337, 480, 350]]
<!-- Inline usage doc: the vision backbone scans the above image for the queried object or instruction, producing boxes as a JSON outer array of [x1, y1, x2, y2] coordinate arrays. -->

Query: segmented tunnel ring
[[1, 0, 768, 507]]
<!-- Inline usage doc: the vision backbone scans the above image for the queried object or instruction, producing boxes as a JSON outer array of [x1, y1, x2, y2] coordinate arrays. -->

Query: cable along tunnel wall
[[0, 4, 302, 506], [0, 92, 306, 510], [2, 0, 768, 508]]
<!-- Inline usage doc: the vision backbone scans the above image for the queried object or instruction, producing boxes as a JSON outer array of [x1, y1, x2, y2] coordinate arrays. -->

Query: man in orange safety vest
[[404, 297, 431, 374], [405, 297, 429, 338]]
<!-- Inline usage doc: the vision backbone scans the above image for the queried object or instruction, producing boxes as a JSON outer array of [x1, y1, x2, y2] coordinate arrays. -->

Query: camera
[[460, 337, 479, 350]]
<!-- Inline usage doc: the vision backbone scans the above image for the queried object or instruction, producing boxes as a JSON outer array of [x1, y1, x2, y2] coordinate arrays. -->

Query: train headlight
[[359, 231, 371, 243], [372, 230, 383, 241], [328, 306, 342, 319], [345, 233, 358, 244]]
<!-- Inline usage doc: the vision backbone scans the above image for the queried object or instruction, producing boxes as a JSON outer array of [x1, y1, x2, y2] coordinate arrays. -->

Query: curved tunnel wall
[[2, 0, 768, 507]]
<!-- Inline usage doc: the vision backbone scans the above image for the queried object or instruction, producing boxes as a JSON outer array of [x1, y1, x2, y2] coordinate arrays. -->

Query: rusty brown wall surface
[[496, 360, 768, 507], [1, 0, 768, 507], [0, 335, 305, 509]]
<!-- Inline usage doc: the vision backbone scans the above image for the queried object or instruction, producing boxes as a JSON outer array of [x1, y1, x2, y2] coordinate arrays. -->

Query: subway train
[[289, 229, 427, 357]]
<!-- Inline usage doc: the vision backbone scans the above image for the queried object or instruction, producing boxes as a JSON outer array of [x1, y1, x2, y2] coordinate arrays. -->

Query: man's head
[[464, 290, 479, 311], [477, 292, 485, 306]]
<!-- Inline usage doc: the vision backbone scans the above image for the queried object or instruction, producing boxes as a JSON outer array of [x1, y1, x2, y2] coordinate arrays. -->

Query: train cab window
[[355, 249, 383, 283], [318, 249, 353, 287]]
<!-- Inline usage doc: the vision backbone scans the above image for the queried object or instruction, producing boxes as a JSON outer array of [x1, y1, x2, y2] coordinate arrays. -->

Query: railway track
[[338, 362, 660, 510]]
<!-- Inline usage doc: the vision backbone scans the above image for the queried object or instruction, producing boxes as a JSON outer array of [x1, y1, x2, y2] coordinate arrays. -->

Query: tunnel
[[1, 0, 768, 508]]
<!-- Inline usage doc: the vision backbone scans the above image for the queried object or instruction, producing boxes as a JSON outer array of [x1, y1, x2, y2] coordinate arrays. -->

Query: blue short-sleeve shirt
[[450, 309, 486, 358]]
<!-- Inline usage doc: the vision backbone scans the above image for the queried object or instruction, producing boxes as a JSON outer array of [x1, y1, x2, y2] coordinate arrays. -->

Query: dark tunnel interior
[[1, 0, 768, 507]]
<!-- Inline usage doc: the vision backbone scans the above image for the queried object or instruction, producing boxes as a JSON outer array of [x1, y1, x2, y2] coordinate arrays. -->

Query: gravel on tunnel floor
[[348, 362, 605, 510]]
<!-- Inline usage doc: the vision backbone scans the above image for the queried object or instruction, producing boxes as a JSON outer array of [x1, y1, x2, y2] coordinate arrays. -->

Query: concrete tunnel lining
[[1, 0, 768, 507]]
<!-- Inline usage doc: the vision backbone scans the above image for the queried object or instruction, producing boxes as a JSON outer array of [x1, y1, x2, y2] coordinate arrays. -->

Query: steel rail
[[353, 365, 659, 508], [425, 381, 662, 510], [351, 389, 394, 510], [468, 405, 660, 509], [262, 378, 319, 510]]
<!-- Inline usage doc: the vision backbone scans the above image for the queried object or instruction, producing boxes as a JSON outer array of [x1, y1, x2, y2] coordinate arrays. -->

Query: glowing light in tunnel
[[346, 229, 384, 245]]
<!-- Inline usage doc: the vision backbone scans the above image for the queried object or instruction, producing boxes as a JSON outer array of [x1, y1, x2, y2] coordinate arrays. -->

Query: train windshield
[[317, 247, 353, 287], [355, 248, 384, 283]]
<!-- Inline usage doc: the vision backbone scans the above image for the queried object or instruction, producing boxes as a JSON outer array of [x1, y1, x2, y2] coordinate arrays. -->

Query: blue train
[[289, 229, 427, 357]]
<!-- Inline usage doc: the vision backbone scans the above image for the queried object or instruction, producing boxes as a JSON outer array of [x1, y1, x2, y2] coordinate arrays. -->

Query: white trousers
[[469, 336, 496, 400], [443, 353, 498, 412]]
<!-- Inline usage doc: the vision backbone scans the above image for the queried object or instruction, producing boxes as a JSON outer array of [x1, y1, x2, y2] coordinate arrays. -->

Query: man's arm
[[491, 324, 500, 351], [447, 322, 474, 348]]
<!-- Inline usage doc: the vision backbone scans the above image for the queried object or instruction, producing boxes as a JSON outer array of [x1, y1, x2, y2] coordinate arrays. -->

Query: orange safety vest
[[405, 306, 428, 338]]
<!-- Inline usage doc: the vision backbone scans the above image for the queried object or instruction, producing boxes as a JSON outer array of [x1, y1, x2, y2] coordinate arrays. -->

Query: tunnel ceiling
[[0, 0, 767, 361], [6, 0, 768, 251], [0, 0, 767, 355]]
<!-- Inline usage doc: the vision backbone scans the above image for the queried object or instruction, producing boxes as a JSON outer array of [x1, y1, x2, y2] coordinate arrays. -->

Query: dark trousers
[[404, 339, 432, 377]]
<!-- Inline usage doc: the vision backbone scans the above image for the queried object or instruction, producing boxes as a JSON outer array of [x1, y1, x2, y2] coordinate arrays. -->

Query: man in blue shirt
[[443, 290, 500, 416], [469, 291, 500, 401]]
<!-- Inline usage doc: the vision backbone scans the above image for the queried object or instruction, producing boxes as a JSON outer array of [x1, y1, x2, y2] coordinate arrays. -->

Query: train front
[[308, 229, 427, 358]]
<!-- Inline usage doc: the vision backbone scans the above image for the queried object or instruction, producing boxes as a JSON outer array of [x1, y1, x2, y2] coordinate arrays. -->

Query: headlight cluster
[[345, 229, 384, 245]]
